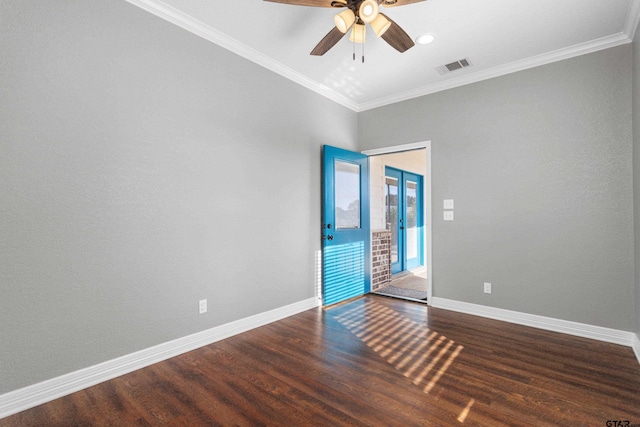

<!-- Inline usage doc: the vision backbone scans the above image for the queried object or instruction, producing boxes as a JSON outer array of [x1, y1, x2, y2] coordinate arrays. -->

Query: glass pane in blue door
[[406, 180, 418, 260], [335, 160, 360, 229], [385, 176, 399, 264]]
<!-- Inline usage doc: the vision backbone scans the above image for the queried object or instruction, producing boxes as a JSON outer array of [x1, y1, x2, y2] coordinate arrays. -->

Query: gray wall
[[359, 45, 635, 331], [1, 0, 637, 399], [634, 29, 640, 339], [0, 0, 357, 394]]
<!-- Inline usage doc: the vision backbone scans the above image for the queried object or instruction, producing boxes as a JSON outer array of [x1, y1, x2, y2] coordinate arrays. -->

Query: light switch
[[444, 211, 454, 221], [443, 199, 454, 210]]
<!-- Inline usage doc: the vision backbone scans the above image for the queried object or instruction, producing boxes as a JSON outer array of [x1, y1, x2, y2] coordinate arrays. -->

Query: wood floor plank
[[2, 294, 639, 426]]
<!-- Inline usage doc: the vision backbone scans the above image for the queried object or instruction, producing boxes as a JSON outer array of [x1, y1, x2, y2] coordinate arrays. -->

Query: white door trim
[[362, 141, 432, 303]]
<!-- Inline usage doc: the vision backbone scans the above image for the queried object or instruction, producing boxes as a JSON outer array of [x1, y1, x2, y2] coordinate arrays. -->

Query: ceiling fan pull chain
[[362, 25, 365, 63], [353, 36, 356, 61]]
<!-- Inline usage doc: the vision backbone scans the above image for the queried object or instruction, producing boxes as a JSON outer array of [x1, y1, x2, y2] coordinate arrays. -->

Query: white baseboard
[[0, 297, 319, 420], [633, 333, 640, 365], [430, 297, 636, 348]]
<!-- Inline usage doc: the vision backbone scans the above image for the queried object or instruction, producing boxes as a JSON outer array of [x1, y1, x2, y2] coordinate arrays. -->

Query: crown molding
[[358, 32, 632, 111], [125, 0, 637, 113], [624, 0, 640, 40], [124, 0, 360, 111]]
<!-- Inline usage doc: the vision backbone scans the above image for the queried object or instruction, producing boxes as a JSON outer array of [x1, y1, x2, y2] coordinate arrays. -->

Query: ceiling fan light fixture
[[358, 0, 379, 23], [349, 23, 366, 43], [370, 14, 391, 37], [334, 9, 356, 33]]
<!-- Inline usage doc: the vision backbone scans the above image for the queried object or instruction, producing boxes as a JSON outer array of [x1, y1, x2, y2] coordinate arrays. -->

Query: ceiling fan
[[264, 0, 425, 58]]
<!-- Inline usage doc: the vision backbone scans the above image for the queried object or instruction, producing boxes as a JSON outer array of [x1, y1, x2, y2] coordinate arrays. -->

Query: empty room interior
[[2, 0, 640, 425]]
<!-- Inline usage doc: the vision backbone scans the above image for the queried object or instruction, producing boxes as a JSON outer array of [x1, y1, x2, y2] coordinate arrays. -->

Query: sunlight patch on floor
[[457, 398, 476, 423], [333, 300, 464, 395]]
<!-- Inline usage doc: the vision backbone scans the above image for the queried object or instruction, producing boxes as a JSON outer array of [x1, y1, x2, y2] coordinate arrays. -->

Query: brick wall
[[371, 230, 391, 291]]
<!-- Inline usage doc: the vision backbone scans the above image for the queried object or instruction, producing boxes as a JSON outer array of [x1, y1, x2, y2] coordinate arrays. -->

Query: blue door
[[403, 171, 423, 270], [385, 167, 423, 274], [322, 145, 370, 306]]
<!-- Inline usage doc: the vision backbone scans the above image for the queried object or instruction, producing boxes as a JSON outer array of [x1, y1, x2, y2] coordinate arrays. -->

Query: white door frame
[[362, 141, 433, 303]]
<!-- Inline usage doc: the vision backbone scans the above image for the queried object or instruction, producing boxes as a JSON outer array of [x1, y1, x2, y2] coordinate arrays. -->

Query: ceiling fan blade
[[263, 0, 337, 7], [380, 14, 415, 53], [310, 27, 346, 56], [380, 0, 426, 7]]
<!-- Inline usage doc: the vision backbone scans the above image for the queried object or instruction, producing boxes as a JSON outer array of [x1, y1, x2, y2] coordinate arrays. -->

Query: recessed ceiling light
[[416, 34, 435, 45]]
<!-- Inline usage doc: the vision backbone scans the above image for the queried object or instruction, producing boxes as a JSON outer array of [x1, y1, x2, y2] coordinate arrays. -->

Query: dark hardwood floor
[[2, 295, 640, 426]]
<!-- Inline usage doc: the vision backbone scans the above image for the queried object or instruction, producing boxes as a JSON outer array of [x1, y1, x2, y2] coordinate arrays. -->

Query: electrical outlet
[[484, 283, 491, 294], [199, 299, 207, 314]]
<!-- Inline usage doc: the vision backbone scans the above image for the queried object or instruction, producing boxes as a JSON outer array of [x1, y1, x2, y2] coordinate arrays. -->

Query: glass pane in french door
[[405, 180, 418, 259], [385, 176, 399, 264]]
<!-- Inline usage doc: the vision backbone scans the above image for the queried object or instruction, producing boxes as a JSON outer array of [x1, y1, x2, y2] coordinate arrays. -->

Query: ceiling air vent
[[435, 58, 472, 75]]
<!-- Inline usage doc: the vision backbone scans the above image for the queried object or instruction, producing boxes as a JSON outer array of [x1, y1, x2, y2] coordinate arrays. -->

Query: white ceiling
[[127, 0, 640, 111]]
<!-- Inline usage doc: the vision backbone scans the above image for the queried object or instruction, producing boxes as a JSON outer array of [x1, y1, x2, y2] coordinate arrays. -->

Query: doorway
[[363, 143, 431, 303], [320, 142, 432, 307]]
